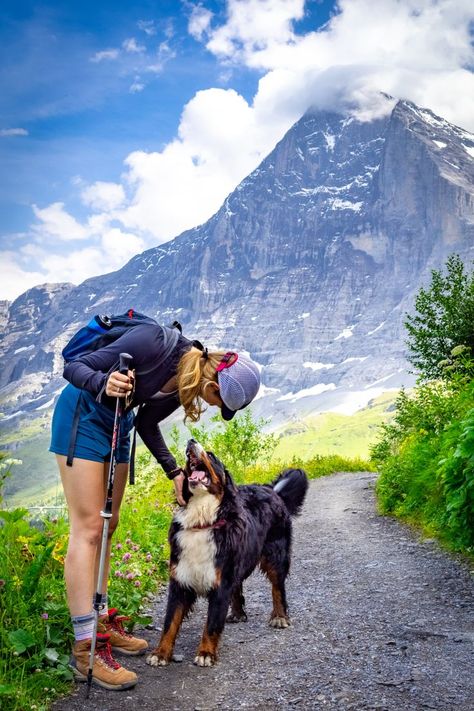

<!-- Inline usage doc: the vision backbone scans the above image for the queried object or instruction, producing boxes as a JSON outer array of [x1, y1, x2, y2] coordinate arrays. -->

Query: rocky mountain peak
[[0, 99, 473, 427]]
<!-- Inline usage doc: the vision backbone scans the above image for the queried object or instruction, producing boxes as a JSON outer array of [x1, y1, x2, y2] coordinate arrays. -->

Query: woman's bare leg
[[95, 462, 129, 598], [57, 455, 128, 616]]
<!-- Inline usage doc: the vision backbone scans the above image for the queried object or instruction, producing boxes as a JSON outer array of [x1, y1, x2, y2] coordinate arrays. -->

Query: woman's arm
[[135, 399, 181, 478], [62, 324, 160, 397]]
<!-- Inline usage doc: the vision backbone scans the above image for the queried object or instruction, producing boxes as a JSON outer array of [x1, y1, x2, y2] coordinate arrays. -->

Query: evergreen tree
[[405, 254, 474, 379]]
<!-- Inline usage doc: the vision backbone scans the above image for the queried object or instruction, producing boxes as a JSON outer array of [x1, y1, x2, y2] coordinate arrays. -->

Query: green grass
[[272, 392, 396, 461]]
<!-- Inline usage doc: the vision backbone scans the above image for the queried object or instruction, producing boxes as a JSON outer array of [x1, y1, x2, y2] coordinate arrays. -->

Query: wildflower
[[133, 508, 138, 513], [41, 612, 49, 620], [126, 572, 134, 580], [126, 538, 132, 545], [115, 543, 123, 550], [122, 552, 131, 562], [134, 580, 141, 588], [114, 570, 123, 578], [145, 553, 152, 562], [132, 545, 139, 551]]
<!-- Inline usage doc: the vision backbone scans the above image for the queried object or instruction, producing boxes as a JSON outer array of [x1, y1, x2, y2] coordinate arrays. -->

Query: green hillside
[[2, 391, 397, 507], [272, 392, 397, 461]]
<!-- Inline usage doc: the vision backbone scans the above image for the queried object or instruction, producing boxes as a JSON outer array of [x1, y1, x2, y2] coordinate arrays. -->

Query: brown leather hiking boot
[[70, 633, 137, 690], [99, 608, 148, 656]]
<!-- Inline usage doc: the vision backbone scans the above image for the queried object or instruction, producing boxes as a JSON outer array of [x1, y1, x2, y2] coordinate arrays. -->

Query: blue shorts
[[50, 384, 134, 464]]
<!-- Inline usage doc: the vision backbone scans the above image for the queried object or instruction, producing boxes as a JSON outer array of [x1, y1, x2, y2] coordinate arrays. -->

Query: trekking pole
[[86, 352, 132, 697]]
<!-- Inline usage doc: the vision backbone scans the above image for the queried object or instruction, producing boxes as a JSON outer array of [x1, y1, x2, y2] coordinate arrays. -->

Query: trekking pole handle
[[119, 352, 132, 375]]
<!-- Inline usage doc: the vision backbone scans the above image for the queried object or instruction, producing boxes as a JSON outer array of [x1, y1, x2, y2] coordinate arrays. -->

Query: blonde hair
[[177, 347, 227, 422]]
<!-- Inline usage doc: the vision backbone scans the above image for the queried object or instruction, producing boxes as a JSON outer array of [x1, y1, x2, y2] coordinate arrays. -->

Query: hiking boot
[[70, 633, 137, 690], [99, 608, 148, 656]]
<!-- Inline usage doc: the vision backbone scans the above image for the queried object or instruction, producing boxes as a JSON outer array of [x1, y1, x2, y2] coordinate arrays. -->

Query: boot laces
[[109, 612, 132, 638], [96, 638, 121, 670]]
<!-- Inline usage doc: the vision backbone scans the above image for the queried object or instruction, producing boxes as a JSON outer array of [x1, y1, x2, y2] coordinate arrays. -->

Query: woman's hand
[[106, 369, 134, 398], [173, 471, 186, 506]]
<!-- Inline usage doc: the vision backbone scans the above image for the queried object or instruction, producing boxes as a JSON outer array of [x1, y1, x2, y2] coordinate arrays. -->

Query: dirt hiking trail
[[54, 472, 474, 710]]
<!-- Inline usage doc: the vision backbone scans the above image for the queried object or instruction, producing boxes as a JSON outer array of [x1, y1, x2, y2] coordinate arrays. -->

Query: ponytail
[[177, 347, 226, 422]]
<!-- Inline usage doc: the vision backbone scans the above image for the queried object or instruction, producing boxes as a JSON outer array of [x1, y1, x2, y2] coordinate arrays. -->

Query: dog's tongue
[[189, 469, 207, 483]]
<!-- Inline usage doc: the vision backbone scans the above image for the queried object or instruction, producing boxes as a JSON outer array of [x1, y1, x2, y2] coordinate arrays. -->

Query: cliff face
[[1, 100, 473, 423]]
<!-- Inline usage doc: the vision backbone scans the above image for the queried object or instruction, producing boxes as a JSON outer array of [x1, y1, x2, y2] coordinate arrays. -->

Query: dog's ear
[[222, 466, 238, 493]]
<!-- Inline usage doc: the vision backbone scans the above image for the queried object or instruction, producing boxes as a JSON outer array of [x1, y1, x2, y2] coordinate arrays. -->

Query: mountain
[[1, 99, 474, 440]]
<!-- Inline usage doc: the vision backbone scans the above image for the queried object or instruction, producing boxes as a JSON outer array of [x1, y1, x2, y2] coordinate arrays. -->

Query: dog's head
[[183, 438, 234, 502]]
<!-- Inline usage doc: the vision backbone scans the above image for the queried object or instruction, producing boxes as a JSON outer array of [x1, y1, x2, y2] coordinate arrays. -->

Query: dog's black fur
[[147, 439, 308, 668]]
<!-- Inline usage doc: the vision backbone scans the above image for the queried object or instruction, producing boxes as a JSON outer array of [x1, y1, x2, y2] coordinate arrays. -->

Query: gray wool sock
[[71, 611, 95, 641]]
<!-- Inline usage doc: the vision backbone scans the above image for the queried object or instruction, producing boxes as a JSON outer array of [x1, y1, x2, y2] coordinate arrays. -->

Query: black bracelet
[[167, 467, 183, 480]]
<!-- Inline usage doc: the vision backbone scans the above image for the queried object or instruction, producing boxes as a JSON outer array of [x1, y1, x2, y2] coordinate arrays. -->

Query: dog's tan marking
[[194, 626, 220, 667], [260, 558, 290, 627], [146, 605, 186, 667]]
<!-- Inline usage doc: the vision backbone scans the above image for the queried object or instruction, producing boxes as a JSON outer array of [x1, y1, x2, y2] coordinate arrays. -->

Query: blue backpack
[[62, 309, 159, 363], [63, 309, 182, 484]]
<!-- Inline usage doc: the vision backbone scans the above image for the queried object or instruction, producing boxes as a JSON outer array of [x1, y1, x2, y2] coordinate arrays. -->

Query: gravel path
[[54, 472, 474, 710]]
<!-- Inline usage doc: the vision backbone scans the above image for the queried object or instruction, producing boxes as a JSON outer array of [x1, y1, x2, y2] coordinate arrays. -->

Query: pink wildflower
[[145, 554, 152, 562], [122, 552, 131, 562], [126, 572, 134, 580], [134, 580, 141, 588], [115, 543, 123, 550], [41, 613, 49, 620]]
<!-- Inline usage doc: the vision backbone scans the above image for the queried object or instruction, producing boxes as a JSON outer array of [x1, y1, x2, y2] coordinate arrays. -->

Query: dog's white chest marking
[[174, 495, 220, 595]]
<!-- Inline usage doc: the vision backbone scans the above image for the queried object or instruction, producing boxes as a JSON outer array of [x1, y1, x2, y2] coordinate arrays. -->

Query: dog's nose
[[186, 438, 197, 455]]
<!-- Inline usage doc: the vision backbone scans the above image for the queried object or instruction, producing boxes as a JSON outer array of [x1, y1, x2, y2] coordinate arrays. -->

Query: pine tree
[[405, 254, 474, 379]]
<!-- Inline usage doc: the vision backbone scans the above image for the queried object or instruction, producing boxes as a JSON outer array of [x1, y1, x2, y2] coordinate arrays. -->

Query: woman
[[50, 320, 260, 690]]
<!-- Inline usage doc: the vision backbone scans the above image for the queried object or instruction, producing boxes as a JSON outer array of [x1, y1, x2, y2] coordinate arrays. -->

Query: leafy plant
[[405, 254, 474, 379]]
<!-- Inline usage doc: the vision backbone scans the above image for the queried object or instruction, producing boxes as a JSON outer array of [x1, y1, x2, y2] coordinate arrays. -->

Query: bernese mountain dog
[[146, 439, 308, 668]]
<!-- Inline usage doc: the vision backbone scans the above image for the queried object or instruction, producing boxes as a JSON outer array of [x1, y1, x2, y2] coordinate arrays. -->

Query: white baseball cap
[[216, 352, 261, 421]]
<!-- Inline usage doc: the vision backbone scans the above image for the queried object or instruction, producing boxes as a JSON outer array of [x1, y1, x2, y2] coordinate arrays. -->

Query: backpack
[[63, 308, 182, 484], [62, 309, 159, 363]]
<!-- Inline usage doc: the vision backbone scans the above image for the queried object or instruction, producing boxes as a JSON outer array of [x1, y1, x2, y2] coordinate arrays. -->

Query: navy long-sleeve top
[[63, 324, 194, 476]]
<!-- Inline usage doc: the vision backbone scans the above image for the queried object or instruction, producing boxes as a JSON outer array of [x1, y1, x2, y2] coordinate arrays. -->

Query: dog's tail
[[272, 468, 308, 516]]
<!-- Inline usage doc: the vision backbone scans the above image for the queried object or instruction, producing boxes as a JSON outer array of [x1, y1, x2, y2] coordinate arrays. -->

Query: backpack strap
[[128, 404, 142, 485], [66, 392, 83, 467]]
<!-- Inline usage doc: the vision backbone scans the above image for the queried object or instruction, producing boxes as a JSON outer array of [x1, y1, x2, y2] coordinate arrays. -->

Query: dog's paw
[[194, 652, 216, 667], [269, 616, 290, 629], [226, 612, 248, 624], [146, 653, 170, 667]]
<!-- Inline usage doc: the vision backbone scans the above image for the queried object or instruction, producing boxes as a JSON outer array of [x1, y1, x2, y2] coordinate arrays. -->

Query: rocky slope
[[1, 99, 473, 429]]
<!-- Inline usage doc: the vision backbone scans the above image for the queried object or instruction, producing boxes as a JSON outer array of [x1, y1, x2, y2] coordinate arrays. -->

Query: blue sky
[[1, 1, 334, 230], [1, 0, 473, 301]]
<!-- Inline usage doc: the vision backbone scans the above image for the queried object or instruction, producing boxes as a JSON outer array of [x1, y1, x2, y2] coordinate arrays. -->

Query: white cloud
[[81, 181, 126, 211], [137, 19, 157, 36], [146, 41, 176, 74], [188, 4, 214, 41], [201, 0, 474, 128], [32, 202, 91, 241], [0, 253, 46, 301], [130, 79, 146, 93], [206, 0, 304, 60], [90, 48, 119, 62], [0, 128, 28, 137], [100, 228, 145, 263], [123, 37, 146, 53]]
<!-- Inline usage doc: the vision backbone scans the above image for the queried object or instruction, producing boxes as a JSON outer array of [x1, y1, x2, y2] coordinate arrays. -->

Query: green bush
[[372, 357, 474, 553], [405, 254, 474, 379]]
